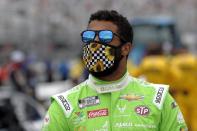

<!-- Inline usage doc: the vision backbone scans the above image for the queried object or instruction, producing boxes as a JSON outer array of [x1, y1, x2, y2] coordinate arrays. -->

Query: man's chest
[[68, 93, 160, 131]]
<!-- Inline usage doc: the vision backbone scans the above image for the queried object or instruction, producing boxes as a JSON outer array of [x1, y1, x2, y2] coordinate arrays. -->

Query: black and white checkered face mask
[[83, 42, 122, 77]]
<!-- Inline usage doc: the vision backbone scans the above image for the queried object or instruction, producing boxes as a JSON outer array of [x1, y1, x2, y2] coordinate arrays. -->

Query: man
[[42, 10, 187, 131]]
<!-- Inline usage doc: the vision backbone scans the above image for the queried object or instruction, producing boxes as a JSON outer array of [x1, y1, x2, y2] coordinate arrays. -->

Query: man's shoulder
[[132, 77, 169, 91], [50, 81, 87, 118], [52, 81, 87, 98], [131, 77, 169, 110]]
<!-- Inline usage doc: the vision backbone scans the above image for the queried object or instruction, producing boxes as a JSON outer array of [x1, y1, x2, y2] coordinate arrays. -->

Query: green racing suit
[[42, 72, 187, 131]]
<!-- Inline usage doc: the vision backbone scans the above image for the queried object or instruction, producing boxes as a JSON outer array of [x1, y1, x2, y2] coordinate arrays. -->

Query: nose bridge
[[94, 32, 99, 41]]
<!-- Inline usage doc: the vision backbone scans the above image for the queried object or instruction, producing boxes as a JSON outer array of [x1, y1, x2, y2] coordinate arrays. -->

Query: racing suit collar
[[87, 71, 131, 93]]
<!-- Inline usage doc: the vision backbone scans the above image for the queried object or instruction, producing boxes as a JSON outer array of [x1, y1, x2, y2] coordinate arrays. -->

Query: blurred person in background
[[69, 54, 89, 85], [24, 52, 39, 99], [45, 59, 54, 82], [0, 60, 9, 86], [42, 10, 187, 131], [9, 50, 27, 93], [58, 60, 70, 81], [9, 50, 38, 99]]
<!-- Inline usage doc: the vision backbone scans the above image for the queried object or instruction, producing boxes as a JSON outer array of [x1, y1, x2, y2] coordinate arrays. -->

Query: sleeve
[[41, 100, 70, 131], [159, 93, 188, 131]]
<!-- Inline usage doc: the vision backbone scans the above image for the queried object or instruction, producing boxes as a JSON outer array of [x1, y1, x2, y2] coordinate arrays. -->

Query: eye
[[99, 30, 113, 43], [82, 30, 95, 43]]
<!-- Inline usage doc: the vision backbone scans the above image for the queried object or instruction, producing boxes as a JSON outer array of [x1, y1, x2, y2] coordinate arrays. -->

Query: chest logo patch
[[43, 113, 50, 126], [87, 108, 108, 119], [72, 112, 86, 125], [74, 126, 86, 131], [117, 104, 126, 113], [78, 96, 100, 109], [135, 105, 150, 116], [120, 94, 144, 102], [171, 101, 177, 109], [177, 111, 185, 124]]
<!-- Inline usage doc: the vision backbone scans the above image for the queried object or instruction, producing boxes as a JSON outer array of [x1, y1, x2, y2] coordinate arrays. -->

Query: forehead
[[88, 20, 118, 33]]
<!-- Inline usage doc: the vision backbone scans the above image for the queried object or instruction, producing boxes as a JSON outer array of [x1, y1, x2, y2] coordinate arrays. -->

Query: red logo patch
[[87, 108, 108, 119], [45, 117, 50, 123], [135, 106, 150, 116]]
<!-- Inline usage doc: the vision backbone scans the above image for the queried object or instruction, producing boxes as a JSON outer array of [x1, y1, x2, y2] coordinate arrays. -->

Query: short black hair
[[88, 10, 133, 44]]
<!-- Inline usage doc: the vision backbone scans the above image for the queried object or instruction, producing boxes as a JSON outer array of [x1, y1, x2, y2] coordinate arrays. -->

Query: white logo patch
[[54, 94, 73, 118], [78, 96, 100, 109], [115, 122, 133, 128], [117, 104, 126, 113], [153, 84, 168, 109], [43, 113, 50, 126], [95, 121, 109, 131], [177, 111, 185, 124]]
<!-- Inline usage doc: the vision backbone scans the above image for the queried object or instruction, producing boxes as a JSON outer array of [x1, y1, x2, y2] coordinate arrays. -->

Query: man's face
[[88, 20, 122, 47], [82, 20, 131, 77]]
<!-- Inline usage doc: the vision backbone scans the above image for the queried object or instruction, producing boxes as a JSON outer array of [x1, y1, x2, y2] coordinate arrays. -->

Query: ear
[[121, 42, 132, 56]]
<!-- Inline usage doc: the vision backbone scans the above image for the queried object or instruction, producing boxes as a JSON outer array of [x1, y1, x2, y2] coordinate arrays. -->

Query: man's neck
[[88, 70, 130, 93], [97, 60, 127, 81]]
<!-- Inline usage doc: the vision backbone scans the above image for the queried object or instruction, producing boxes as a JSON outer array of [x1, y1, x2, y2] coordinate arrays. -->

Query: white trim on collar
[[87, 72, 131, 93]]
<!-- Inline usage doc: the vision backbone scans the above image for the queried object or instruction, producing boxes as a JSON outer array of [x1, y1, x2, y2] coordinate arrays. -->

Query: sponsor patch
[[87, 108, 108, 119], [115, 122, 133, 128], [155, 87, 164, 104], [74, 126, 86, 131], [100, 85, 122, 92], [119, 94, 144, 102], [180, 127, 188, 131], [134, 124, 156, 128], [72, 112, 86, 125], [177, 111, 185, 124], [102, 121, 109, 129], [53, 94, 73, 118], [43, 113, 50, 126], [171, 101, 178, 109], [78, 96, 100, 109], [57, 95, 71, 111], [95, 121, 109, 131], [117, 104, 126, 113], [153, 85, 168, 110], [135, 105, 150, 116]]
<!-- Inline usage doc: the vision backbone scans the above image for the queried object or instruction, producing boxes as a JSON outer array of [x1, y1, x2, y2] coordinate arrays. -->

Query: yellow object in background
[[132, 54, 197, 130], [127, 59, 140, 77], [138, 55, 169, 84], [169, 53, 197, 91], [69, 59, 84, 80]]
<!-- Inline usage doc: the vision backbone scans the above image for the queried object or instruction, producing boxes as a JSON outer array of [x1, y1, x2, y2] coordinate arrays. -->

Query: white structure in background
[[36, 79, 73, 106], [182, 33, 197, 55], [0, 0, 196, 58]]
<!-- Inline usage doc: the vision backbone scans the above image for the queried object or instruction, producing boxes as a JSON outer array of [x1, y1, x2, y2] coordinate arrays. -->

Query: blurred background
[[0, 0, 196, 131]]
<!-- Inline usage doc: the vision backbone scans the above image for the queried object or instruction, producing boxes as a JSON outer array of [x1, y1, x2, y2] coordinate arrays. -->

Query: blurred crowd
[[0, 50, 88, 95], [0, 49, 88, 131], [0, 48, 197, 130]]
